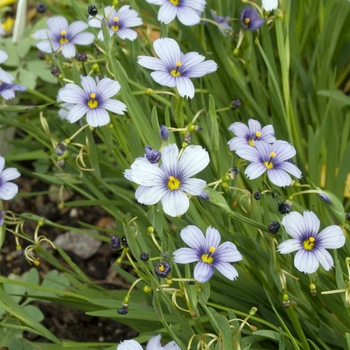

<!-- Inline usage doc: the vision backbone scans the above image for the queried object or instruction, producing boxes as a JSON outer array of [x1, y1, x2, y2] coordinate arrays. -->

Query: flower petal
[[177, 145, 209, 178], [215, 242, 242, 262], [161, 144, 179, 177], [102, 99, 126, 115], [176, 77, 195, 98], [244, 163, 267, 180], [267, 168, 292, 187], [0, 157, 4, 172], [158, 2, 178, 24], [180, 178, 206, 196], [151, 71, 176, 87], [315, 248, 334, 271], [277, 239, 302, 254], [70, 32, 95, 45], [271, 141, 296, 163], [294, 249, 319, 274], [153, 38, 180, 66], [161, 190, 189, 216], [130, 158, 165, 186], [0, 182, 18, 200], [86, 108, 110, 127], [0, 168, 20, 182], [214, 261, 239, 280], [118, 339, 143, 350], [81, 76, 97, 95], [228, 122, 250, 137], [282, 212, 306, 239], [180, 225, 206, 250], [317, 225, 345, 249], [136, 185, 167, 205], [276, 161, 302, 179], [47, 16, 68, 33], [146, 334, 162, 350], [194, 262, 214, 282], [138, 56, 167, 71], [176, 6, 201, 26], [61, 43, 76, 58], [182, 60, 218, 78], [68, 21, 88, 36], [302, 211, 320, 237], [117, 28, 138, 41], [66, 104, 88, 123], [205, 227, 221, 250], [173, 247, 199, 263]]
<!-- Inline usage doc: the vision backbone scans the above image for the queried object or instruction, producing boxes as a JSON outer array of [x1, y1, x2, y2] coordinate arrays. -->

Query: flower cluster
[[229, 119, 302, 187], [125, 144, 209, 217]]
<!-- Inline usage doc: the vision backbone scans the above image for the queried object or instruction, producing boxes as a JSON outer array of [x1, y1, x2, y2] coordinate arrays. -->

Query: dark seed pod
[[268, 221, 280, 234], [254, 192, 262, 200], [140, 252, 149, 261], [110, 236, 121, 250], [121, 236, 128, 248], [51, 67, 60, 77], [36, 3, 47, 13], [278, 201, 292, 215], [88, 5, 98, 17], [117, 307, 128, 315], [77, 53, 87, 62]]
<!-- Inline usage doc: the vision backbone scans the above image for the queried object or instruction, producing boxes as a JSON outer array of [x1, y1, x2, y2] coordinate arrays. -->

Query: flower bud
[[88, 5, 98, 16], [51, 67, 60, 77], [36, 3, 47, 13], [254, 192, 262, 200], [37, 52, 46, 60], [228, 167, 239, 179], [121, 236, 128, 248], [117, 307, 128, 315], [144, 146, 161, 164], [55, 141, 67, 156], [231, 99, 242, 109], [198, 192, 210, 200], [140, 252, 149, 261], [110, 236, 121, 250], [268, 221, 280, 234], [77, 53, 87, 62], [278, 200, 292, 215], [155, 262, 171, 278], [160, 125, 170, 141]]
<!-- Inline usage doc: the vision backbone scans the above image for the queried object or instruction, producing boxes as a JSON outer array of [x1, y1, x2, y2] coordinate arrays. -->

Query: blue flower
[[210, 10, 232, 36], [173, 225, 242, 283], [146, 0, 206, 26], [117, 334, 180, 350], [160, 125, 170, 141], [235, 140, 302, 187], [0, 82, 26, 100], [125, 144, 209, 217], [33, 16, 95, 58], [277, 211, 346, 274], [58, 76, 127, 127], [228, 119, 276, 151], [0, 156, 21, 200], [88, 5, 142, 41], [240, 7, 265, 31], [0, 50, 14, 83], [138, 38, 218, 99]]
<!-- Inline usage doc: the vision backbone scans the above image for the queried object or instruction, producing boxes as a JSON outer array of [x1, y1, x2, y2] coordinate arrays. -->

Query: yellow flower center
[[111, 16, 119, 31], [263, 152, 276, 169], [244, 18, 250, 26], [87, 93, 98, 109], [168, 176, 181, 190], [303, 236, 315, 250], [248, 131, 262, 146], [201, 247, 215, 264], [169, 0, 179, 6], [170, 61, 182, 77], [59, 30, 69, 44], [158, 264, 165, 272]]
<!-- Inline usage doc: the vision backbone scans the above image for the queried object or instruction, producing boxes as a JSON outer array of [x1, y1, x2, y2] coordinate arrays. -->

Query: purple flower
[[173, 225, 242, 283], [117, 334, 180, 350], [88, 5, 142, 41], [210, 10, 232, 36], [160, 125, 170, 141], [146, 0, 206, 26], [0, 50, 14, 83], [0, 210, 4, 226], [0, 156, 21, 200], [277, 211, 346, 274], [57, 76, 127, 127], [0, 82, 26, 100], [138, 38, 218, 99], [240, 7, 265, 31], [228, 119, 276, 151], [235, 140, 302, 187], [125, 143, 209, 217], [33, 16, 95, 58], [262, 0, 278, 11]]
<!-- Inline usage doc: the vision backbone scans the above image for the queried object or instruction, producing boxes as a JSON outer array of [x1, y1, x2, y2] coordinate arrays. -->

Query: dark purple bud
[[145, 146, 161, 164], [240, 7, 265, 31], [121, 236, 128, 248], [254, 192, 262, 200], [231, 99, 242, 109], [140, 252, 149, 261], [268, 221, 280, 234], [77, 53, 87, 62], [36, 3, 47, 13], [110, 236, 121, 250], [278, 200, 292, 215], [37, 52, 46, 60], [51, 67, 60, 78], [155, 262, 171, 278], [160, 125, 170, 141], [117, 307, 128, 315], [318, 193, 332, 205], [88, 5, 98, 17], [198, 192, 210, 200]]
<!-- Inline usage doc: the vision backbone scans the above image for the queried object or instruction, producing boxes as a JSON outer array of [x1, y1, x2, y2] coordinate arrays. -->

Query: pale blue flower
[[125, 143, 209, 217], [138, 38, 218, 99], [262, 0, 278, 11], [117, 334, 180, 350], [277, 211, 346, 274], [0, 50, 14, 84], [173, 225, 242, 283], [58, 76, 126, 127], [210, 10, 232, 36], [0, 82, 26, 100], [89, 5, 142, 41], [240, 7, 265, 31], [33, 16, 95, 58], [228, 119, 276, 151], [235, 140, 302, 187], [146, 0, 206, 26], [0, 156, 21, 200]]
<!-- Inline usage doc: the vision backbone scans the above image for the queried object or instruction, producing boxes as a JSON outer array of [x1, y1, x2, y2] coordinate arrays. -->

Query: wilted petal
[[194, 262, 214, 282]]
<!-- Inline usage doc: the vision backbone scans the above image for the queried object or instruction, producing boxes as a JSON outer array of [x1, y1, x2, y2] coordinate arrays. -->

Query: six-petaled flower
[[117, 334, 180, 350], [228, 119, 276, 151], [89, 5, 142, 41], [277, 211, 346, 274], [138, 38, 218, 99], [173, 225, 242, 283], [33, 16, 95, 58], [58, 76, 127, 127], [124, 143, 209, 217], [0, 156, 21, 200], [235, 140, 302, 187], [146, 0, 206, 26]]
